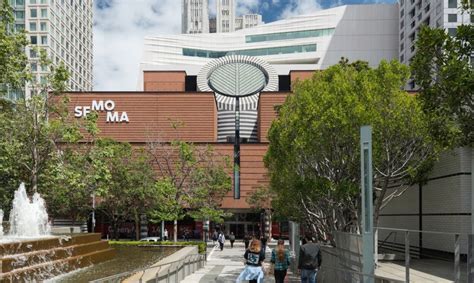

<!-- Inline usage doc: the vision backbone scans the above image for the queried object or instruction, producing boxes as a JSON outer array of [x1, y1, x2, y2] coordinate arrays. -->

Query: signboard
[[74, 100, 129, 123]]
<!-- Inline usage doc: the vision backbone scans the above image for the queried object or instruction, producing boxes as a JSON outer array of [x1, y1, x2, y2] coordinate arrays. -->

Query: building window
[[448, 0, 457, 8], [29, 22, 37, 31], [30, 35, 37, 44], [40, 22, 47, 31], [15, 24, 25, 31], [400, 31, 404, 40], [16, 0, 25, 6], [31, 62, 37, 72], [30, 0, 36, 3], [245, 28, 335, 43], [409, 8, 415, 18], [40, 35, 47, 45], [448, 14, 457, 22], [448, 28, 457, 36], [30, 8, 37, 18], [400, 54, 404, 62], [400, 42, 404, 51], [400, 9, 404, 17], [40, 0, 47, 3], [30, 49, 37, 58], [40, 8, 47, 18]]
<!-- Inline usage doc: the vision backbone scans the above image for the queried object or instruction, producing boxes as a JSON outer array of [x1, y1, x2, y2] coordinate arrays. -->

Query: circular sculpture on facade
[[208, 62, 268, 97], [197, 55, 278, 95]]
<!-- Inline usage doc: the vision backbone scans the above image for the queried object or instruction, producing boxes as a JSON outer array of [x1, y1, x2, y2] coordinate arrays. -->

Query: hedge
[[109, 241, 207, 254]]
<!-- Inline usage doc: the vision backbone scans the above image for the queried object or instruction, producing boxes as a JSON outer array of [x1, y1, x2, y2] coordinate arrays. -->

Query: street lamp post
[[207, 60, 268, 199]]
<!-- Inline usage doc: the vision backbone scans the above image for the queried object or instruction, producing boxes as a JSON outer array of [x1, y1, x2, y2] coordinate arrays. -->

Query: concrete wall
[[379, 147, 473, 254]]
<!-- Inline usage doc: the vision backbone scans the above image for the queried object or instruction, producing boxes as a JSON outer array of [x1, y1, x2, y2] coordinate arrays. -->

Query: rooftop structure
[[144, 5, 399, 70]]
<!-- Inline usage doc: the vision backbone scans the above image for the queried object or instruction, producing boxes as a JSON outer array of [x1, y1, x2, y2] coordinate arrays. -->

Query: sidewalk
[[181, 241, 300, 283]]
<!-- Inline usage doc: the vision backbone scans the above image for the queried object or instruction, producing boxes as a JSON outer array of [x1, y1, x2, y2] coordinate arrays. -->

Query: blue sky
[[245, 0, 396, 23], [93, 0, 397, 91]]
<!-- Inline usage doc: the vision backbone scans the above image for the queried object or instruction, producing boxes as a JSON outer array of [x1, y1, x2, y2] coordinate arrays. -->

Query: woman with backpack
[[271, 239, 291, 283]]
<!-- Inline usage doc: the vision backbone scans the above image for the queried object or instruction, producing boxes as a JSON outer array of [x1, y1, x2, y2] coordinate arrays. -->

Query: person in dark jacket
[[229, 232, 236, 248], [260, 236, 267, 253], [298, 232, 322, 283], [244, 234, 250, 249]]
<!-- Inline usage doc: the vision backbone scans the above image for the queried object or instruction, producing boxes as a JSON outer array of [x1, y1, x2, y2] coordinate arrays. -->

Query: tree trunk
[[32, 104, 39, 193], [135, 217, 140, 241], [174, 219, 178, 242]]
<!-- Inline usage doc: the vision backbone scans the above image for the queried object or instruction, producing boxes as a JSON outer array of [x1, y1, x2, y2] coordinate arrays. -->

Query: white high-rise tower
[[182, 0, 209, 34], [398, 0, 471, 89], [216, 0, 235, 33], [8, 0, 94, 99]]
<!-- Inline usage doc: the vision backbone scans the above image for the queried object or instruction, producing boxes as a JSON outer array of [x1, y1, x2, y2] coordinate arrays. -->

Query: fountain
[[0, 183, 115, 282], [0, 183, 50, 240]]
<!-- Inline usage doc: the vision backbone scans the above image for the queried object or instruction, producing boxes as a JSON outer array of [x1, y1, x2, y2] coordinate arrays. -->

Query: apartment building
[[9, 0, 93, 99], [399, 0, 471, 88]]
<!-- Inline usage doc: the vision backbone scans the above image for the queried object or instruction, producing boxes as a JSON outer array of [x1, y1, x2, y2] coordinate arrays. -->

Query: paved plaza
[[182, 241, 300, 283]]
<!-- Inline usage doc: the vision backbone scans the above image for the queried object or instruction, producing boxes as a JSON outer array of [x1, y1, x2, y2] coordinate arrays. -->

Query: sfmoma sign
[[74, 100, 129, 123]]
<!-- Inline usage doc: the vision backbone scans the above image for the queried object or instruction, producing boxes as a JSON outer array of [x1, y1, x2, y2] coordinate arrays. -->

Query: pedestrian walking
[[212, 230, 218, 246], [271, 239, 291, 283], [229, 232, 236, 248], [236, 238, 266, 283], [298, 232, 322, 283], [244, 234, 250, 249], [218, 232, 225, 251], [260, 236, 267, 253], [163, 228, 168, 241]]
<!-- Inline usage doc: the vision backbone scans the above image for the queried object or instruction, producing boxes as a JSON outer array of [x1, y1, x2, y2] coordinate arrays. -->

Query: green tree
[[411, 23, 473, 146], [265, 60, 440, 242], [92, 139, 156, 240], [147, 140, 231, 241], [0, 0, 29, 94]]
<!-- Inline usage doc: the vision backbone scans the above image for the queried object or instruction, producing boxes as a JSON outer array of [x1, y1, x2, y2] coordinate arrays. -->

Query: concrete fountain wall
[[0, 233, 115, 282]]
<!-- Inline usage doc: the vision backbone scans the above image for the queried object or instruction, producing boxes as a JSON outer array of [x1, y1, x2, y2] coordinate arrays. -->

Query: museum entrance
[[222, 212, 262, 239]]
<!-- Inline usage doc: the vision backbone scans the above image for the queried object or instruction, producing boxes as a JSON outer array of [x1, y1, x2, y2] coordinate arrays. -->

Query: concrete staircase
[[0, 233, 115, 282]]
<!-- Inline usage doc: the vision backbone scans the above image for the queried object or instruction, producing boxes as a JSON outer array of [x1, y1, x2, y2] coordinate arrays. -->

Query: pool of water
[[48, 244, 181, 282]]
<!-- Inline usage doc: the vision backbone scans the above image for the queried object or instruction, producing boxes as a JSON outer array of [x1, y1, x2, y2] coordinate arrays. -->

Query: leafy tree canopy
[[411, 23, 473, 146], [265, 59, 440, 241]]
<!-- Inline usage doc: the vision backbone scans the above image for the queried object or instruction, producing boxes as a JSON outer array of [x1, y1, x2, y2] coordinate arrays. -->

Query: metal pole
[[360, 126, 374, 283], [454, 234, 460, 283], [468, 234, 474, 283], [405, 230, 410, 283], [234, 96, 240, 199], [91, 193, 96, 232]]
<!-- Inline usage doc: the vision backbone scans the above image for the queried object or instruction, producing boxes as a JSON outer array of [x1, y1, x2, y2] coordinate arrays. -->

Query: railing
[[89, 253, 206, 283], [377, 227, 473, 283]]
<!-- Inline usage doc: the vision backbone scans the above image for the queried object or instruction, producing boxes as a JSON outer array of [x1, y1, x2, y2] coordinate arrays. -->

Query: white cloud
[[236, 0, 260, 15], [278, 0, 322, 19], [93, 0, 180, 91]]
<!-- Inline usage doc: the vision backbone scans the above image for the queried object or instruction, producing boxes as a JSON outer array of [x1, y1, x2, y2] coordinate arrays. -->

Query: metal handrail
[[89, 253, 206, 283], [378, 231, 397, 248], [377, 226, 472, 236]]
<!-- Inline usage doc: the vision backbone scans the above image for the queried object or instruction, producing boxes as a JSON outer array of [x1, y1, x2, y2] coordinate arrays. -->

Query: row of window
[[10, 0, 48, 6], [400, 0, 458, 9], [182, 44, 317, 58], [245, 28, 335, 43]]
